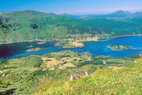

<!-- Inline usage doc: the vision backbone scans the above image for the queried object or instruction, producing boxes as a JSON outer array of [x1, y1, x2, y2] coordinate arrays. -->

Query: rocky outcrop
[[0, 88, 16, 95], [70, 72, 89, 80]]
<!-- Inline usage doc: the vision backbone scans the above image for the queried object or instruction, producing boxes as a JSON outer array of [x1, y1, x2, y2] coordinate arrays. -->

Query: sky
[[0, 0, 142, 15]]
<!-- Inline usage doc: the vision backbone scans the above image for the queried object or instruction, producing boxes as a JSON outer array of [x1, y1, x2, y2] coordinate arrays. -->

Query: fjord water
[[0, 36, 142, 61]]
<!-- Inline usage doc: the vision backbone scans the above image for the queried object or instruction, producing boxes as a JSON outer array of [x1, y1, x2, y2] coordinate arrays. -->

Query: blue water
[[1, 36, 142, 61]]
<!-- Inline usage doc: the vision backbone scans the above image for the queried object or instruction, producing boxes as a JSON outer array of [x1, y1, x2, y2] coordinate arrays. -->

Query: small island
[[26, 48, 45, 52], [108, 45, 132, 51], [56, 36, 99, 48]]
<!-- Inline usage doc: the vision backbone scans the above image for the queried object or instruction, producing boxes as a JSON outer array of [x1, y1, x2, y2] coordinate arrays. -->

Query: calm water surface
[[1, 36, 142, 61]]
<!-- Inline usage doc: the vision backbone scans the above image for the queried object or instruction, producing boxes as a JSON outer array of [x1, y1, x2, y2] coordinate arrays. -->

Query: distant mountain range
[[1, 10, 142, 19], [74, 10, 142, 18]]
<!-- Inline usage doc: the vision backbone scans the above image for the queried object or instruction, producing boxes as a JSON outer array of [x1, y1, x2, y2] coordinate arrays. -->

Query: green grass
[[0, 56, 44, 95], [0, 51, 135, 95], [0, 51, 96, 95], [1, 10, 142, 43], [34, 58, 142, 95]]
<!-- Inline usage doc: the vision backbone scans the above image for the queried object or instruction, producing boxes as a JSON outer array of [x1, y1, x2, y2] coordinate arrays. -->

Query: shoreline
[[0, 39, 49, 45], [111, 35, 142, 40], [0, 35, 141, 46]]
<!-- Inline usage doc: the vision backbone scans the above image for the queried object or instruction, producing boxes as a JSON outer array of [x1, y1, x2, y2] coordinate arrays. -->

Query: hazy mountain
[[134, 11, 142, 17], [108, 10, 131, 17], [77, 10, 142, 18]]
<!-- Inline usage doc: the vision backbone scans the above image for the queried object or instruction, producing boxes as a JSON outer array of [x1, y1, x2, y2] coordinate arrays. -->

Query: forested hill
[[0, 10, 142, 43]]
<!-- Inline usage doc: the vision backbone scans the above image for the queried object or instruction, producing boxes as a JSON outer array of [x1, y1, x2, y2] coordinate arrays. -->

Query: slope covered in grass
[[0, 51, 97, 95], [0, 51, 132, 95], [0, 10, 142, 43], [34, 58, 142, 95]]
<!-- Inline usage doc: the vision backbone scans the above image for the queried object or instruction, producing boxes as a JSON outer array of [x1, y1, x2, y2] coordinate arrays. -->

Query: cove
[[0, 36, 142, 62]]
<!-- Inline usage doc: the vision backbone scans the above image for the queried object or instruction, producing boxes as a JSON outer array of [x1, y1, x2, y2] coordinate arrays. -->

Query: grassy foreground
[[0, 51, 98, 95], [0, 50, 136, 95], [34, 58, 142, 95]]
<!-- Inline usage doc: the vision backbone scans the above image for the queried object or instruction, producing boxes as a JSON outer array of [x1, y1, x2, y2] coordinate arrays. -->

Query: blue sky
[[0, 0, 142, 14]]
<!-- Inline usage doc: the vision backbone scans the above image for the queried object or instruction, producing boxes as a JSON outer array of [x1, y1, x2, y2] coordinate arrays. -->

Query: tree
[[30, 24, 38, 29], [30, 23, 39, 40], [0, 18, 12, 43]]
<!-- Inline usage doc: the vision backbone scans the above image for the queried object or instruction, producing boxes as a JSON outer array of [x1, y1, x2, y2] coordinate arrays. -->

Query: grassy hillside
[[34, 58, 142, 95], [0, 10, 142, 95], [0, 51, 133, 95], [0, 10, 142, 43]]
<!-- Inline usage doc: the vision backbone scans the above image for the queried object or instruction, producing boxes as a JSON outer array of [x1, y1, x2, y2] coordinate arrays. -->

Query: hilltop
[[0, 51, 134, 95], [34, 58, 142, 95], [0, 10, 142, 95], [0, 10, 142, 44]]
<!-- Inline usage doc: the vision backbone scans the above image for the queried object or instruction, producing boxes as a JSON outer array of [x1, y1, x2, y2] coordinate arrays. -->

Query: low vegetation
[[0, 10, 142, 95], [108, 45, 133, 51], [34, 58, 142, 95], [0, 51, 133, 95], [0, 10, 142, 44], [56, 36, 98, 48]]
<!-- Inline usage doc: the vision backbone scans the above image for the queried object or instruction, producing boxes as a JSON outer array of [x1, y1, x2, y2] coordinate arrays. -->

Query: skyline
[[0, 0, 142, 15]]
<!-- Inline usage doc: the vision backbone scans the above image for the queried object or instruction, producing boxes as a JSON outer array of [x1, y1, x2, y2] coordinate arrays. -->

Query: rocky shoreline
[[111, 34, 142, 40]]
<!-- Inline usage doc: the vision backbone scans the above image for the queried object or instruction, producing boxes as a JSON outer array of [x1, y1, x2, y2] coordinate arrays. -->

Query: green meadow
[[0, 10, 142, 95], [0, 51, 136, 95]]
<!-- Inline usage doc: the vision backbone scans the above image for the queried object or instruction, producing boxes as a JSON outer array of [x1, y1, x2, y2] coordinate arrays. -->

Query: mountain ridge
[[0, 10, 142, 44], [1, 10, 142, 17]]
